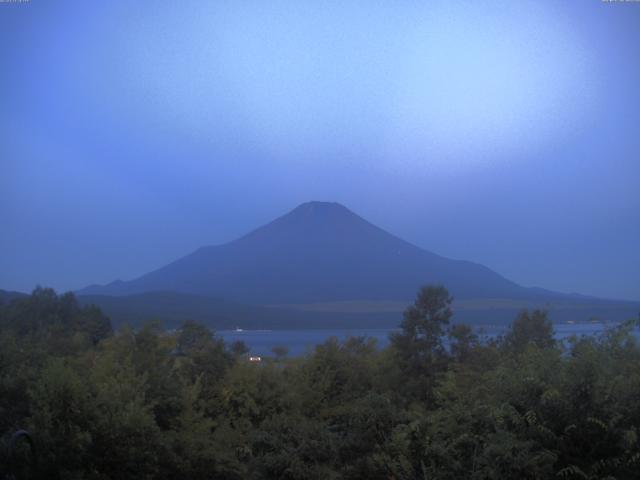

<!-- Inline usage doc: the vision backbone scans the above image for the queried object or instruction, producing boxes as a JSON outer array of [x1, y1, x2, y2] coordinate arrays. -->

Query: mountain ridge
[[76, 202, 616, 305]]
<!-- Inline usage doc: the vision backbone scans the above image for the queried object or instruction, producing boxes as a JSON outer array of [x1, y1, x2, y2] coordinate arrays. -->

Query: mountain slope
[[77, 202, 589, 304], [0, 289, 28, 305]]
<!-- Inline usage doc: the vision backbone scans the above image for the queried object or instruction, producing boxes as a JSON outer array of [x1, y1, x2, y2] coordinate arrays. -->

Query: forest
[[1, 286, 639, 480]]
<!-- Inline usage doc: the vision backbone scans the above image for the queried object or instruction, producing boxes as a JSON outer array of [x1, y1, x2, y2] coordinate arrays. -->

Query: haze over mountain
[[79, 201, 592, 305]]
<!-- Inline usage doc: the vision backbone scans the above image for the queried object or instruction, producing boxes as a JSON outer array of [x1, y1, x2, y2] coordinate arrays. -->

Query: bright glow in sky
[[1, 0, 639, 300], [97, 1, 596, 168]]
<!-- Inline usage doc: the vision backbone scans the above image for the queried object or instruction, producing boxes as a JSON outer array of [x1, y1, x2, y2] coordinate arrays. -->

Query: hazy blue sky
[[1, 0, 639, 300]]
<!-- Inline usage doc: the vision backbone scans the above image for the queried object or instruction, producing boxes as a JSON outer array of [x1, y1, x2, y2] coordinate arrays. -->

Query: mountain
[[0, 289, 28, 305], [77, 201, 598, 304]]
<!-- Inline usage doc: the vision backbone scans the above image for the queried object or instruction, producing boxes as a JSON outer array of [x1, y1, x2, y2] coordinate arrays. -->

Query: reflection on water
[[219, 322, 640, 357]]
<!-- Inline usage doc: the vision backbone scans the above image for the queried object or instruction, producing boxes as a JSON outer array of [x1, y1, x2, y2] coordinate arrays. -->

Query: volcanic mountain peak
[[72, 203, 639, 326], [269, 201, 368, 228], [290, 200, 350, 213], [230, 201, 388, 248], [76, 202, 578, 304]]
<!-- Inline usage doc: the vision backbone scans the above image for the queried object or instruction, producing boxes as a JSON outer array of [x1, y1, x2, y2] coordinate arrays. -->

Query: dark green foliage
[[271, 345, 289, 360], [504, 309, 555, 352], [0, 287, 112, 353], [231, 340, 250, 357], [448, 323, 478, 362], [390, 285, 453, 402], [1, 287, 639, 480]]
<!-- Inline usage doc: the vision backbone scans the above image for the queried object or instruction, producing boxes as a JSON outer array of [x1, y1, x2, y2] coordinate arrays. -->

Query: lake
[[218, 322, 639, 357]]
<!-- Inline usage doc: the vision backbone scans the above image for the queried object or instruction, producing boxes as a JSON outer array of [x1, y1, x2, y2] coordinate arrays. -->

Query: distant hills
[[1, 287, 637, 330], [75, 291, 404, 329], [3, 202, 637, 329], [0, 289, 27, 305]]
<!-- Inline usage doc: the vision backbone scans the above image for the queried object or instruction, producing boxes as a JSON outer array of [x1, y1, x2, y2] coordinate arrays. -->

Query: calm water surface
[[219, 323, 639, 357]]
